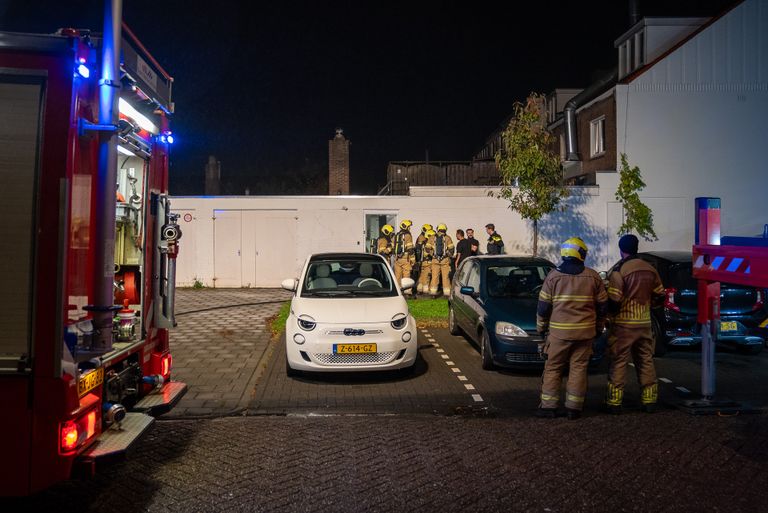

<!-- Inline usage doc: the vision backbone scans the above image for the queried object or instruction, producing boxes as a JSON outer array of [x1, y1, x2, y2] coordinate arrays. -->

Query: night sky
[[0, 0, 736, 195]]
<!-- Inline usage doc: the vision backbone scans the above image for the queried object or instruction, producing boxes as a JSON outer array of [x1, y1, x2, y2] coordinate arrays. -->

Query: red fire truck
[[0, 3, 186, 496]]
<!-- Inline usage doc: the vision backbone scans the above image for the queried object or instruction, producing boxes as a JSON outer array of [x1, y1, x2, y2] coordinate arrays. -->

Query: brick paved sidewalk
[[168, 288, 291, 417], [11, 413, 768, 513]]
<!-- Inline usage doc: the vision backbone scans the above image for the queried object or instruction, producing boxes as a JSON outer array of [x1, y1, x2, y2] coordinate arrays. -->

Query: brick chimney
[[328, 128, 350, 195]]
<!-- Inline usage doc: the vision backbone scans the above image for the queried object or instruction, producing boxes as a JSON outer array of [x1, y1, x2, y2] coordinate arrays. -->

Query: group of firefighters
[[376, 220, 505, 297], [536, 233, 664, 419]]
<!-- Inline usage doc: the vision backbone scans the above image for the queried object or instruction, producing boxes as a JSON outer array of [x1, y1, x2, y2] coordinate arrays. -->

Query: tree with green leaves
[[615, 153, 657, 241], [493, 93, 567, 256]]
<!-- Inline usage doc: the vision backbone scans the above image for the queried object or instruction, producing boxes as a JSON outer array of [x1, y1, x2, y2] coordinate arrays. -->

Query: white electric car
[[281, 253, 418, 375]]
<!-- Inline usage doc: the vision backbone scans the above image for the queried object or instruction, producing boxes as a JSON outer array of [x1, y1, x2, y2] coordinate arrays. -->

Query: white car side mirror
[[281, 278, 298, 291], [400, 278, 415, 290]]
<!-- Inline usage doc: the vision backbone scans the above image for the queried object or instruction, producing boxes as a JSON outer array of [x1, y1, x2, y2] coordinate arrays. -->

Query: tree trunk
[[532, 219, 538, 256]]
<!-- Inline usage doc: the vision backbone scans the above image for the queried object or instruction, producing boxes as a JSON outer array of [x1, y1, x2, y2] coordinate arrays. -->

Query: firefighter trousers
[[539, 335, 593, 411], [606, 324, 657, 406], [430, 258, 451, 296], [394, 256, 413, 293], [417, 260, 432, 293]]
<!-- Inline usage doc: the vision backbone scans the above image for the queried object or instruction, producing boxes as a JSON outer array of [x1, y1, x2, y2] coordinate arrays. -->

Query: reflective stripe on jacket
[[607, 257, 665, 328], [537, 266, 608, 340]]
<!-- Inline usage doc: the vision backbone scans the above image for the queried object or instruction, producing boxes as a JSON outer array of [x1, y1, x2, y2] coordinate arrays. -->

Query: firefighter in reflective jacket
[[536, 237, 608, 420], [427, 223, 455, 297], [605, 234, 666, 414], [415, 224, 433, 294], [393, 219, 415, 292], [377, 224, 394, 262]]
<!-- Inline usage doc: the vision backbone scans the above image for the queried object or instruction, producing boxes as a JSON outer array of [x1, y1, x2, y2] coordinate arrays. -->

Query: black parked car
[[634, 251, 766, 355]]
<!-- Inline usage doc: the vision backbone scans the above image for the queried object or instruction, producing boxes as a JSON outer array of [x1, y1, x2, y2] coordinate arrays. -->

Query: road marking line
[[446, 361, 454, 366], [465, 384, 475, 390], [441, 354, 449, 360], [452, 368, 461, 373], [676, 386, 691, 394], [433, 343, 440, 347], [659, 377, 672, 384], [472, 394, 483, 402], [436, 348, 445, 353], [458, 376, 468, 381]]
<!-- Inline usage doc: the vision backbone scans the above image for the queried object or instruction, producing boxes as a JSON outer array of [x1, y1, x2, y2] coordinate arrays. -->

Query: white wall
[[171, 186, 622, 287], [612, 0, 768, 251]]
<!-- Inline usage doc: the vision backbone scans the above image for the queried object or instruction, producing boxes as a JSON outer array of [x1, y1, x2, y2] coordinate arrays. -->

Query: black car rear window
[[669, 263, 753, 291]]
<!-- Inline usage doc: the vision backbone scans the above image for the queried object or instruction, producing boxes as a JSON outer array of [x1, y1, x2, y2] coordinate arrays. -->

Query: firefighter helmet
[[381, 224, 394, 236], [422, 223, 433, 233], [426, 229, 436, 238], [561, 237, 588, 261], [437, 223, 447, 233], [400, 219, 413, 230]]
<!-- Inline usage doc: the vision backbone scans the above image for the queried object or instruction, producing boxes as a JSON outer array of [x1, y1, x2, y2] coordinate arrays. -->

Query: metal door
[[213, 210, 242, 287], [254, 214, 298, 286], [174, 209, 198, 286]]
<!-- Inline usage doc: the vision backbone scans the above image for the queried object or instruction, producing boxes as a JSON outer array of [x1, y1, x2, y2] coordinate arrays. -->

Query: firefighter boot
[[640, 383, 658, 413], [566, 408, 582, 420], [535, 407, 556, 419], [604, 383, 623, 415]]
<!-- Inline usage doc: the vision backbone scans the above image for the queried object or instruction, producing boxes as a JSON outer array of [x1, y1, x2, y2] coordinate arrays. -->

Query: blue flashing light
[[76, 64, 90, 78], [166, 135, 174, 144]]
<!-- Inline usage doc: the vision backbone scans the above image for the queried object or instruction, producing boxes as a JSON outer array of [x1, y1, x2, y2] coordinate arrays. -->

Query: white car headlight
[[496, 322, 528, 337], [297, 315, 316, 331], [391, 314, 407, 330]]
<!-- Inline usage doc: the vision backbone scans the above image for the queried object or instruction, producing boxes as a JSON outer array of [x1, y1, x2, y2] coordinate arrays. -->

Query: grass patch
[[268, 301, 291, 338], [407, 297, 449, 328]]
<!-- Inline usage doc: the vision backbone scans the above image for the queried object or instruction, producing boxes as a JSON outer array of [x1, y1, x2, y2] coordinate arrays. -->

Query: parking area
[[172, 288, 768, 417]]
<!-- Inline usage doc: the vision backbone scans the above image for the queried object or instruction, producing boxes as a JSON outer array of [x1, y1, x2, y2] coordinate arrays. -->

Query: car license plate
[[333, 343, 377, 354], [720, 321, 738, 332], [78, 368, 104, 397]]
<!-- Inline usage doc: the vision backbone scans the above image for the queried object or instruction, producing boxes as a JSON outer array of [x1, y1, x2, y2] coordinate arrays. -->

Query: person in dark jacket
[[485, 223, 504, 255]]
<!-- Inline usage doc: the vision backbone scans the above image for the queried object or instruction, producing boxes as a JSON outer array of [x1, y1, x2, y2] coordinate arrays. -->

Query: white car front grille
[[311, 351, 398, 365]]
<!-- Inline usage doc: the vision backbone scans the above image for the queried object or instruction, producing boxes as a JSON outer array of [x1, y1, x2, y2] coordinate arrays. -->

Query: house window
[[590, 116, 605, 157]]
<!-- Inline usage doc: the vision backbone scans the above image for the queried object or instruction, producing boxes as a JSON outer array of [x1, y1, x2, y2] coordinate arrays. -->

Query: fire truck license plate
[[334, 343, 377, 354], [78, 368, 104, 397], [720, 321, 737, 332]]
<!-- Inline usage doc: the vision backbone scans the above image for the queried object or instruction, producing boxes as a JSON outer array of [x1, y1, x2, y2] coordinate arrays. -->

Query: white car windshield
[[301, 258, 397, 297]]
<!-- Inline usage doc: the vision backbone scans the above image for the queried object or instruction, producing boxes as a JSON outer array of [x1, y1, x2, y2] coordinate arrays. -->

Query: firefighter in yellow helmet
[[604, 234, 665, 414], [536, 237, 608, 420], [426, 223, 455, 297], [414, 224, 433, 294], [393, 219, 415, 293], [377, 224, 394, 261]]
